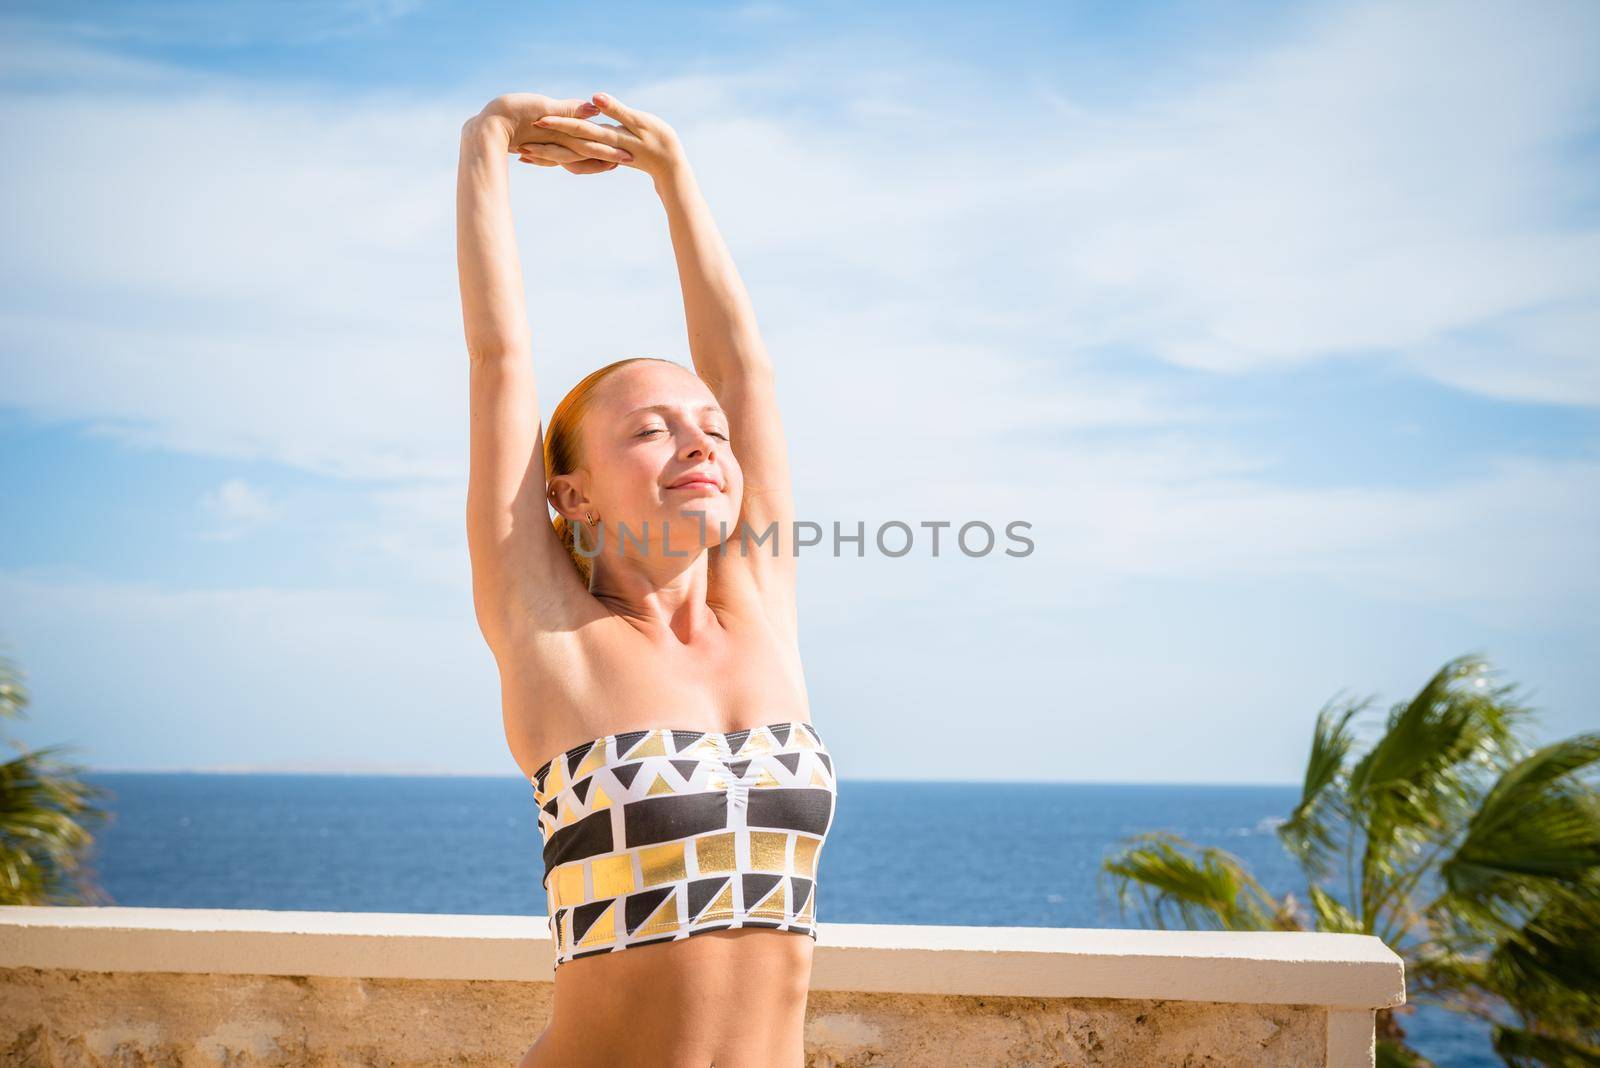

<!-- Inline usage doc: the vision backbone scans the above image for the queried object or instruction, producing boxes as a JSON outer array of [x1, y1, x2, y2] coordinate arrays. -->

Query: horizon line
[[81, 765, 1304, 788]]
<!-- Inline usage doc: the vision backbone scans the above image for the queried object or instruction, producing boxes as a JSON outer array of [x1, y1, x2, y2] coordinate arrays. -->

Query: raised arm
[[659, 158, 797, 612], [533, 93, 799, 621], [458, 95, 625, 650], [459, 110, 531, 361], [652, 133, 796, 629]]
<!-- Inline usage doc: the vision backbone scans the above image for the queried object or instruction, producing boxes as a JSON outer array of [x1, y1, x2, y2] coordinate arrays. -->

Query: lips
[[667, 471, 722, 490]]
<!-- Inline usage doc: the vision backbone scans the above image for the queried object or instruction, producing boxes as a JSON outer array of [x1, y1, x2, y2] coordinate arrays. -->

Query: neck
[[587, 535, 721, 644]]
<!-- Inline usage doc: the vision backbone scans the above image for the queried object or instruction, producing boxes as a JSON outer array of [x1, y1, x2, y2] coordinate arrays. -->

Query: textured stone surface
[[801, 990, 1323, 1067], [0, 967, 1323, 1066]]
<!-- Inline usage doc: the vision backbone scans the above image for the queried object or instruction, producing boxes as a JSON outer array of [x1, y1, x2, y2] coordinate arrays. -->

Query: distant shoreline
[[85, 765, 520, 777], [81, 768, 1302, 787]]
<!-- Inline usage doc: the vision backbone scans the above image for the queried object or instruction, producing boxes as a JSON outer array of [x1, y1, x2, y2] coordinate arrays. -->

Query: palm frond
[[1441, 733, 1600, 926], [0, 648, 29, 722], [1375, 1039, 1432, 1068], [1484, 895, 1600, 1028], [1409, 947, 1490, 1003], [1346, 654, 1531, 927], [1308, 883, 1364, 934], [1492, 1025, 1600, 1068], [1102, 831, 1295, 932], [0, 742, 116, 905], [1278, 696, 1364, 877]]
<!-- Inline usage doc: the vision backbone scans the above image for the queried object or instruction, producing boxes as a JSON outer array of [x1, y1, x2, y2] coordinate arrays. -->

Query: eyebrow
[[625, 403, 725, 417]]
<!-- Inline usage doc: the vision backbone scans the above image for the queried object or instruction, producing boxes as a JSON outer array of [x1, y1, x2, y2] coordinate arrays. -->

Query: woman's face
[[570, 361, 743, 560]]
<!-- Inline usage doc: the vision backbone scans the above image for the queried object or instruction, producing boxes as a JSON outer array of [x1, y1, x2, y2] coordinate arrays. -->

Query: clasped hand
[[475, 91, 682, 179]]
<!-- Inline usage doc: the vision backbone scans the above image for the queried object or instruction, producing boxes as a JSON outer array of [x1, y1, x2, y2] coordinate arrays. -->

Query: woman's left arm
[[654, 156, 797, 607], [533, 94, 798, 614]]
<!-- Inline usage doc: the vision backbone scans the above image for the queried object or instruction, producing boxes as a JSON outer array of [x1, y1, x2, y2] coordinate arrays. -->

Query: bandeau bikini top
[[530, 719, 837, 967]]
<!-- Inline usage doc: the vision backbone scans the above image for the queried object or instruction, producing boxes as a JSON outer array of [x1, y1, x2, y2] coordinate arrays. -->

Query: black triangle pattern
[[529, 720, 837, 968]]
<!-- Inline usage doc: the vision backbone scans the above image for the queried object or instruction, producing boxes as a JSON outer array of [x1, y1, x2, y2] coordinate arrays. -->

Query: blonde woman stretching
[[457, 90, 839, 1068]]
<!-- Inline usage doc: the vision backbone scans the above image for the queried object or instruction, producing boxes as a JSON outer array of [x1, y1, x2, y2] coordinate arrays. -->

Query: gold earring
[[586, 512, 598, 526]]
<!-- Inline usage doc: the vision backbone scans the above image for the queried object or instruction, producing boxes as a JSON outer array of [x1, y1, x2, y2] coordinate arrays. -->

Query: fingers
[[561, 158, 619, 175], [546, 97, 604, 119], [589, 91, 640, 132], [518, 141, 587, 164], [525, 122, 635, 164], [533, 114, 635, 149], [516, 142, 620, 174]]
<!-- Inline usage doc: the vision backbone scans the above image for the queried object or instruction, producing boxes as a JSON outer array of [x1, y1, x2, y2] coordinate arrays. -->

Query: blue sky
[[2, 0, 1597, 782]]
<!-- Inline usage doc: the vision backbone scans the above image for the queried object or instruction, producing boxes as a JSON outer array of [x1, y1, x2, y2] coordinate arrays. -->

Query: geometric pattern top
[[530, 719, 837, 968]]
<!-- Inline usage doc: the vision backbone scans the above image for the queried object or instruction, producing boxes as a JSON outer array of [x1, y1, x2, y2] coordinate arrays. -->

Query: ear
[[546, 472, 593, 523]]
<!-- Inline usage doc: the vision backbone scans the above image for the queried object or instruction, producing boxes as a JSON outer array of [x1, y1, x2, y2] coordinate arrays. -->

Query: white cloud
[[5, 0, 1597, 488], [0, 1, 1597, 780], [197, 477, 278, 540]]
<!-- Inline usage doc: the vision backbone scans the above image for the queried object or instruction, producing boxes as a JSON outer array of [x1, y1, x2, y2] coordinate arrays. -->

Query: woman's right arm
[[458, 99, 596, 650]]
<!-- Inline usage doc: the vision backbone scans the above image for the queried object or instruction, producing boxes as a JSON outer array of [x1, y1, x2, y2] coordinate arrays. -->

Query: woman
[[456, 90, 838, 1068]]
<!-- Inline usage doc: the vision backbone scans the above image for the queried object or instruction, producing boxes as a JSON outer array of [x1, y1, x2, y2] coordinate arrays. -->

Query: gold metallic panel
[[575, 742, 610, 779], [684, 734, 724, 757], [628, 733, 669, 759], [697, 880, 737, 922], [749, 830, 789, 873], [639, 841, 687, 887], [552, 862, 586, 910], [793, 835, 819, 877], [695, 831, 737, 874], [740, 731, 774, 756], [750, 880, 788, 920], [591, 853, 635, 898]]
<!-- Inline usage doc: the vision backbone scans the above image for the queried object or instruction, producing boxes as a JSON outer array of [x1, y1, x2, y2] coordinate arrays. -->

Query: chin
[[664, 503, 737, 543]]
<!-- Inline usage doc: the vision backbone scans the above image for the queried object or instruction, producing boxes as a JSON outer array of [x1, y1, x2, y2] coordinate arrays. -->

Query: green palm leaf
[[1279, 696, 1363, 877], [1102, 831, 1296, 932], [1492, 1026, 1600, 1068], [1308, 883, 1364, 934], [1346, 653, 1529, 927], [0, 648, 116, 905], [1441, 733, 1600, 924]]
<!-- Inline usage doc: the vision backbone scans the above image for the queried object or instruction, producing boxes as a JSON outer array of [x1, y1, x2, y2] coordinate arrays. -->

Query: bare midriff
[[519, 926, 812, 1067]]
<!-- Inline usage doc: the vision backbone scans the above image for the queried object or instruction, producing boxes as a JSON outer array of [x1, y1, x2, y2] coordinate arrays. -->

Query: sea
[[78, 773, 1493, 1065]]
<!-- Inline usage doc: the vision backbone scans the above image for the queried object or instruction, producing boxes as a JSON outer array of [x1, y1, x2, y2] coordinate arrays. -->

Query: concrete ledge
[[0, 907, 1408, 1066], [0, 905, 1404, 1009]]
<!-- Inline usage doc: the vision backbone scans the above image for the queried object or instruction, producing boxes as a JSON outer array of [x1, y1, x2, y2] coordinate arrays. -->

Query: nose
[[681, 428, 719, 460]]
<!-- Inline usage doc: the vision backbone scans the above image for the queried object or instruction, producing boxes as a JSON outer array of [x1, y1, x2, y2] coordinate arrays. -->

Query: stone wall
[[0, 906, 1403, 1067], [1, 967, 1325, 1067]]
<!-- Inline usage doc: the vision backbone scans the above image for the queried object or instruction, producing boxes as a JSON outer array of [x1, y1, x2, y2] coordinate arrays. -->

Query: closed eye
[[637, 427, 729, 442]]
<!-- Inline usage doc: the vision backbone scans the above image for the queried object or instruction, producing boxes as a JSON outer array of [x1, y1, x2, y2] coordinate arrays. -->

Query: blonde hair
[[545, 357, 683, 585]]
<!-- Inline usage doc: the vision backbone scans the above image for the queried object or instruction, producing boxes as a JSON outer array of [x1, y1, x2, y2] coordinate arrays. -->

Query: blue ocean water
[[81, 773, 1491, 1064]]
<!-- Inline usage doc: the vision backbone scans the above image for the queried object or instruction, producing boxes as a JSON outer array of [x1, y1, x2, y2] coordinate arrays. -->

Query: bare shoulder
[[490, 605, 624, 777]]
